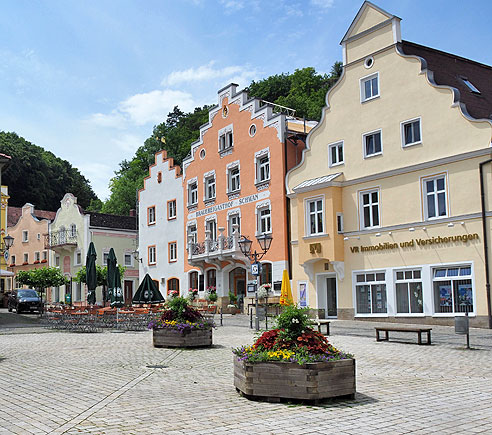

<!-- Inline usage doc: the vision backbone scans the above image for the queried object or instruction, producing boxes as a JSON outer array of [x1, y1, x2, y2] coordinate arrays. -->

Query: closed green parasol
[[107, 248, 124, 308], [132, 273, 165, 304], [86, 242, 97, 305]]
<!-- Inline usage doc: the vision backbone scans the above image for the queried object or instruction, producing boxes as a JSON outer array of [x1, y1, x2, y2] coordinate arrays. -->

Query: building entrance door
[[124, 280, 133, 305], [230, 267, 246, 310], [326, 277, 337, 317]]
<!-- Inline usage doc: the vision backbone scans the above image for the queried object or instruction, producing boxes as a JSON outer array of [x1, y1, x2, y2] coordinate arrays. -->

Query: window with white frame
[[188, 182, 198, 205], [23, 253, 29, 264], [34, 251, 40, 262], [228, 167, 240, 192], [169, 242, 177, 262], [359, 189, 380, 229], [124, 253, 133, 267], [103, 252, 109, 265], [329, 142, 344, 167], [42, 251, 47, 261], [257, 155, 270, 182], [363, 130, 382, 157], [206, 219, 217, 241], [337, 213, 344, 233], [22, 230, 28, 242], [55, 255, 60, 267], [219, 131, 233, 151], [148, 206, 156, 225], [433, 266, 473, 314], [188, 224, 197, 243], [423, 175, 447, 220], [204, 175, 216, 201], [306, 198, 324, 236], [355, 271, 387, 314], [401, 118, 421, 147], [395, 269, 423, 314], [11, 255, 16, 265], [70, 224, 77, 237], [75, 250, 82, 265], [258, 207, 271, 234], [360, 72, 379, 102], [148, 246, 156, 265], [228, 213, 240, 236], [168, 199, 177, 220]]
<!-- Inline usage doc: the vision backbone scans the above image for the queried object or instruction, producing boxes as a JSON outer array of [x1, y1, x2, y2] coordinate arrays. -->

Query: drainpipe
[[284, 132, 292, 280], [479, 157, 492, 329]]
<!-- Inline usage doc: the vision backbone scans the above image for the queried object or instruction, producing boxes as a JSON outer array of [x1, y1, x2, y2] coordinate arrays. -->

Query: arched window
[[206, 269, 216, 289], [260, 263, 272, 285], [189, 271, 199, 291], [167, 278, 179, 294]]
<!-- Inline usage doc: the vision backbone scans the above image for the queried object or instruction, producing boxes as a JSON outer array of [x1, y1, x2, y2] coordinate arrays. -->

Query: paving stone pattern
[[1, 314, 492, 434]]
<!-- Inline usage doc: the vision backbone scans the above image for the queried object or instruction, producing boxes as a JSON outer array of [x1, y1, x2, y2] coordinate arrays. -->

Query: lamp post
[[238, 233, 273, 331]]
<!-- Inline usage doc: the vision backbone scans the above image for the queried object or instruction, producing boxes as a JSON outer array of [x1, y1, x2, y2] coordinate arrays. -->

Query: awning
[[0, 269, 14, 277]]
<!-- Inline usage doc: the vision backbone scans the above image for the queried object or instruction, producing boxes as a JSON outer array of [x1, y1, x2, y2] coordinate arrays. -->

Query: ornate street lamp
[[238, 233, 273, 331], [3, 235, 14, 250]]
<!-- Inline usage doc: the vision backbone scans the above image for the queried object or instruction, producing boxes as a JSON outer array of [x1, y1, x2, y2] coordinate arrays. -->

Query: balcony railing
[[44, 230, 78, 249], [188, 226, 243, 265]]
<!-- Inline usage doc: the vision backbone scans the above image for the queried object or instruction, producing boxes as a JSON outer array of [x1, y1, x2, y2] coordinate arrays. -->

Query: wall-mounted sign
[[349, 233, 479, 254], [309, 243, 321, 254], [187, 190, 270, 220]]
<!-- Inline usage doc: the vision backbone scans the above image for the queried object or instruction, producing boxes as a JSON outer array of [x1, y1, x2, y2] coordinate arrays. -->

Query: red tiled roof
[[400, 41, 492, 120], [7, 206, 56, 227]]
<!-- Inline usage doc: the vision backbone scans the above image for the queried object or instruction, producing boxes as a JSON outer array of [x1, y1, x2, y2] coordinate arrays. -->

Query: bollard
[[220, 308, 223, 327], [455, 311, 470, 349], [250, 307, 253, 329]]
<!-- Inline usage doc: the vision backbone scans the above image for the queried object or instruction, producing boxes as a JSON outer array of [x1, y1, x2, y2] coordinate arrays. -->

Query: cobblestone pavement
[[1, 311, 492, 434]]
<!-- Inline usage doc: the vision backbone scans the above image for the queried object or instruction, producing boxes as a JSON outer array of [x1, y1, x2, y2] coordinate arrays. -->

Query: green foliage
[[228, 291, 237, 305], [74, 264, 126, 286], [0, 131, 98, 210], [16, 267, 68, 293], [248, 63, 342, 121], [275, 305, 312, 341]]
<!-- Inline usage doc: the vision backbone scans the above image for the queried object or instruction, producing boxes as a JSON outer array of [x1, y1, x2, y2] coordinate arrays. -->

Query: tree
[[16, 267, 68, 307], [74, 264, 126, 286]]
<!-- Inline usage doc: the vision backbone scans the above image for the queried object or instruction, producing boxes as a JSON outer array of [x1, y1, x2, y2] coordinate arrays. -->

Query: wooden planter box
[[153, 327, 212, 348], [234, 357, 355, 402]]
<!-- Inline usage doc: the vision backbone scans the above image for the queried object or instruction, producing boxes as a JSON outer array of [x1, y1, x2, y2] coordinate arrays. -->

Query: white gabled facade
[[138, 150, 185, 298]]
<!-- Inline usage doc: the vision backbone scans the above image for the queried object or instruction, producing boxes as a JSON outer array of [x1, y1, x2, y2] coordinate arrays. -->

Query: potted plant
[[233, 305, 355, 402], [205, 286, 218, 304], [168, 290, 179, 299], [149, 296, 214, 348], [188, 288, 198, 302]]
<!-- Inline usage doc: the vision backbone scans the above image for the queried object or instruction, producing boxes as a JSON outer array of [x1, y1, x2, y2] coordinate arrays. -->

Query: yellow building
[[1, 185, 14, 296], [287, 1, 492, 327]]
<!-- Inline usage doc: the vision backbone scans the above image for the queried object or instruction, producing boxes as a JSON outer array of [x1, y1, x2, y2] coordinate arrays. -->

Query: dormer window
[[462, 77, 481, 94]]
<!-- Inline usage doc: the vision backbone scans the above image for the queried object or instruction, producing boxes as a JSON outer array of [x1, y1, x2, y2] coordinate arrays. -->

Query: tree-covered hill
[[0, 131, 98, 211]]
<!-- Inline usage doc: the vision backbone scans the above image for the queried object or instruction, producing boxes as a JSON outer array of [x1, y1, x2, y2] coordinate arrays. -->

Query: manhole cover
[[146, 365, 168, 369]]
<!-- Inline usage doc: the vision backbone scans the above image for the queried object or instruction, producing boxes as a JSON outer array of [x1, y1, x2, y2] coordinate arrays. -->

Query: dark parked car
[[8, 289, 43, 314]]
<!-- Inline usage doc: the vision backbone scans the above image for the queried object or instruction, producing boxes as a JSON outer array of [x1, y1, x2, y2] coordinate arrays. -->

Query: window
[[11, 255, 16, 265], [401, 118, 421, 147], [148, 206, 156, 225], [55, 256, 60, 267], [124, 253, 133, 267], [329, 142, 344, 167], [148, 245, 156, 265], [306, 198, 324, 236], [462, 78, 480, 94], [189, 271, 199, 291], [395, 269, 423, 314], [249, 124, 256, 137], [75, 282, 82, 302], [363, 130, 382, 157], [360, 72, 379, 102], [219, 131, 233, 151], [34, 252, 40, 262], [258, 207, 271, 234], [228, 167, 240, 192], [205, 176, 215, 201], [257, 155, 270, 183], [167, 278, 180, 294], [206, 219, 217, 241], [169, 241, 177, 262], [188, 224, 197, 243], [337, 213, 344, 234], [188, 182, 198, 205], [433, 266, 473, 314], [206, 269, 216, 288], [23, 253, 29, 264], [37, 233, 40, 240], [22, 230, 28, 242], [423, 175, 447, 219], [359, 189, 380, 229], [42, 251, 47, 261], [260, 263, 272, 286], [75, 251, 82, 265], [168, 200, 177, 220], [228, 213, 240, 236], [70, 224, 77, 238], [355, 271, 387, 314], [103, 252, 109, 265]]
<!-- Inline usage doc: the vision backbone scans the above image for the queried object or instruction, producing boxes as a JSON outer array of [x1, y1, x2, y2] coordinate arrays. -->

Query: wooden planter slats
[[153, 327, 212, 348], [234, 357, 355, 402]]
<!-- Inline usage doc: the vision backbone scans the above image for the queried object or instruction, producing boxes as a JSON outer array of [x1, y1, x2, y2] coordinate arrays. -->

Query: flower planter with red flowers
[[233, 305, 355, 403], [22, 262, 28, 265], [41, 259, 47, 263], [34, 260, 40, 264]]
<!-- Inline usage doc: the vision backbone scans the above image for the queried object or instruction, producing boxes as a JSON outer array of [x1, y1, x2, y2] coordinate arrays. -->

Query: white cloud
[[87, 112, 126, 129], [163, 61, 257, 87], [110, 133, 146, 154], [219, 0, 245, 12], [310, 0, 334, 9]]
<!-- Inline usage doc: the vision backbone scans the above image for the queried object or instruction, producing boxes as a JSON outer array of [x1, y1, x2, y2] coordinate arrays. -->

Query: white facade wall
[[138, 151, 185, 298]]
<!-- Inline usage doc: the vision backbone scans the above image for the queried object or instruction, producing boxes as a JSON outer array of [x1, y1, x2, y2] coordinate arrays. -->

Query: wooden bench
[[313, 318, 330, 336], [375, 326, 432, 345]]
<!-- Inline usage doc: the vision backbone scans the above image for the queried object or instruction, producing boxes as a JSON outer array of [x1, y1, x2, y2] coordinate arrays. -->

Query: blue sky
[[1, 0, 491, 202]]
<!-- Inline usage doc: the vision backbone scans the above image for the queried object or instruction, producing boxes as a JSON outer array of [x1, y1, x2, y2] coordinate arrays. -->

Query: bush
[[275, 304, 312, 341], [228, 291, 237, 305]]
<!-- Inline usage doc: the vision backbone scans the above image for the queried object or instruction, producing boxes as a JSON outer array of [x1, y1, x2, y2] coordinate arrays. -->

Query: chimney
[[129, 209, 136, 217]]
